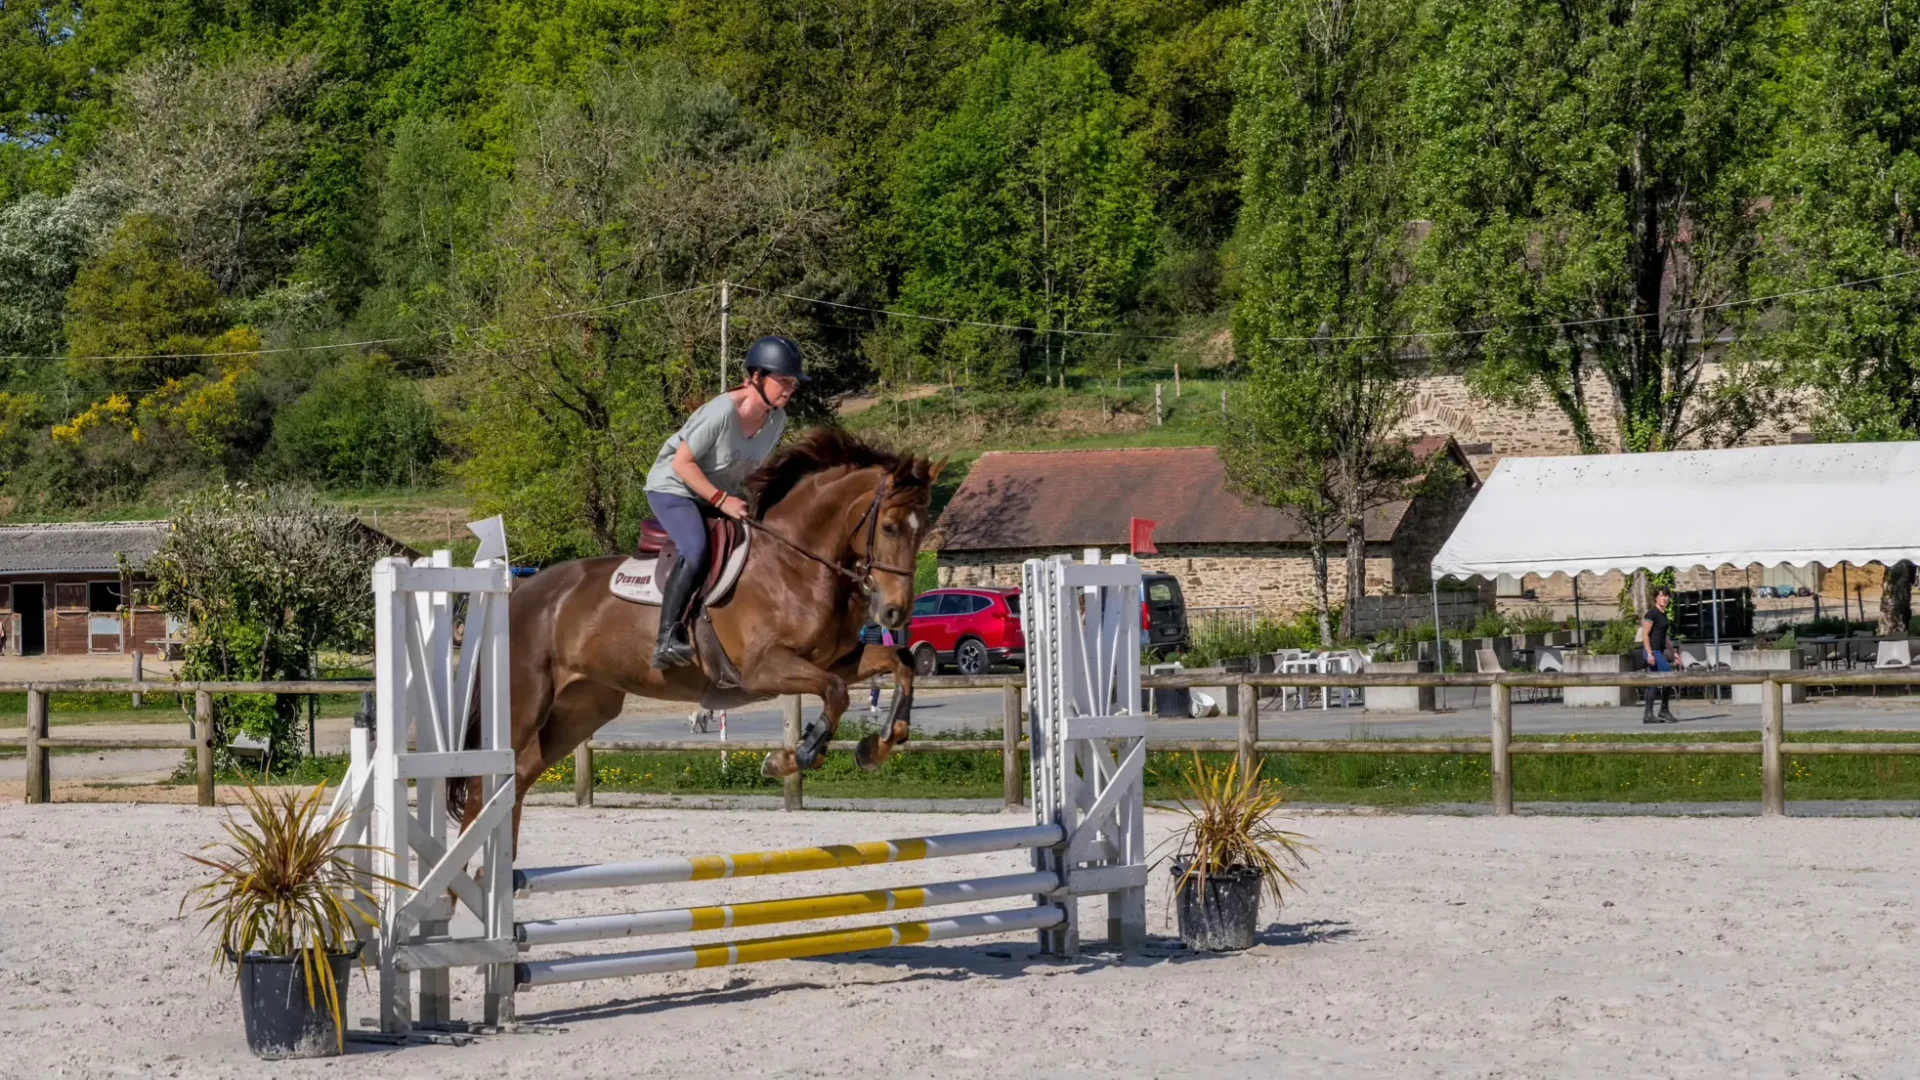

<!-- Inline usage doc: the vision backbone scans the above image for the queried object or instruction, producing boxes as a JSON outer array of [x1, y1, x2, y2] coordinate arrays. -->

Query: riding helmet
[[744, 335, 809, 381]]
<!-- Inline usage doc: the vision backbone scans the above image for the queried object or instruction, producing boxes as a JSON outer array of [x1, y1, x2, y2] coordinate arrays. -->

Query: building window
[[88, 581, 123, 612], [1496, 574, 1523, 598]]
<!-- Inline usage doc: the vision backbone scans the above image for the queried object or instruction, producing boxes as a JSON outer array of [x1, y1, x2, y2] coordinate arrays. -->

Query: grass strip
[[145, 729, 1920, 805]]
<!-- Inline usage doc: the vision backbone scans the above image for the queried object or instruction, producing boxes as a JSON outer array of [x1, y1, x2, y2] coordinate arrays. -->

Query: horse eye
[[882, 523, 899, 537]]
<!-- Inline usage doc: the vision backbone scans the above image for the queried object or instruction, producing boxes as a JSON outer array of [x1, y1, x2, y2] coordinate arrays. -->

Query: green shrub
[[1180, 613, 1318, 667], [1467, 610, 1509, 638], [1509, 605, 1562, 634], [1587, 618, 1640, 655], [270, 358, 438, 489]]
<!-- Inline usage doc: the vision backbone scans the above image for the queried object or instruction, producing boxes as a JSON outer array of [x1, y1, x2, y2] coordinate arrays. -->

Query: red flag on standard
[[1130, 517, 1158, 556]]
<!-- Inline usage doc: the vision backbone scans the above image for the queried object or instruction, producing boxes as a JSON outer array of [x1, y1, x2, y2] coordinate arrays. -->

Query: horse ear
[[926, 457, 948, 485]]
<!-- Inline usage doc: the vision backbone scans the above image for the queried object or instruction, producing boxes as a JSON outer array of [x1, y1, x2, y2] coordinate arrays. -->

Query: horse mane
[[744, 428, 931, 518]]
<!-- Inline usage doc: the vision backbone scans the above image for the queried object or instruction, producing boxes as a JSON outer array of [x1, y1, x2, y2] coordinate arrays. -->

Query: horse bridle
[[739, 473, 917, 593]]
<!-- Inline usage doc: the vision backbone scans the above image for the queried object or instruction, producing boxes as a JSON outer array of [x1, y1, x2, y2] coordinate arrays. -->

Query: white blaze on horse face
[[908, 511, 920, 535]]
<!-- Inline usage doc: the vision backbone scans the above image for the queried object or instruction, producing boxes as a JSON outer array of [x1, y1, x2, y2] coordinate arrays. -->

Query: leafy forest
[[1, 0, 1917, 565]]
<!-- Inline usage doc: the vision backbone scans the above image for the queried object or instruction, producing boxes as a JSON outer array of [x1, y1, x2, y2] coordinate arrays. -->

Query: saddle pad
[[609, 528, 751, 606], [610, 558, 665, 604]]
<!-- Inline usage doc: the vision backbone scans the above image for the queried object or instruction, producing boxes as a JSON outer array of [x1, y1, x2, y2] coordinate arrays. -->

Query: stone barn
[[929, 439, 1480, 615]]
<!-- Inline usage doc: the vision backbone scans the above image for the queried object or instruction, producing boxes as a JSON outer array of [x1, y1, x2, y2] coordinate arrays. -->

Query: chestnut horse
[[456, 429, 941, 844]]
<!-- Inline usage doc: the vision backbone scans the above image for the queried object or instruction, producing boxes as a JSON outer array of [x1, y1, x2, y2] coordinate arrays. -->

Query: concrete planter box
[[1731, 649, 1807, 705], [1416, 640, 1469, 670], [1366, 660, 1435, 713], [1564, 652, 1643, 707], [1508, 633, 1547, 653], [1182, 667, 1240, 717], [1546, 631, 1575, 647]]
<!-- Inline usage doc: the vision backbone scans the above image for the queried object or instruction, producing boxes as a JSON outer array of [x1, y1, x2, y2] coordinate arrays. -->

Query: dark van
[[1142, 572, 1189, 652]]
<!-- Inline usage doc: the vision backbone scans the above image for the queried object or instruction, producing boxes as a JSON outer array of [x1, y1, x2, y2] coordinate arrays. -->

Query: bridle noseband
[[740, 473, 918, 594]]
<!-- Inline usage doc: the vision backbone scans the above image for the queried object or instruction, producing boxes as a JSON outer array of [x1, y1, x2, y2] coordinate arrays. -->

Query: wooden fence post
[[194, 690, 215, 807], [24, 688, 48, 804], [1761, 678, 1785, 816], [1001, 682, 1023, 810], [1491, 681, 1513, 816], [1237, 677, 1258, 781], [782, 695, 804, 811], [574, 742, 594, 808]]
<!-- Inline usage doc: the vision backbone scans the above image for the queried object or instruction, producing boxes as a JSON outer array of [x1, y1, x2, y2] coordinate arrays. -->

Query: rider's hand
[[718, 495, 749, 521]]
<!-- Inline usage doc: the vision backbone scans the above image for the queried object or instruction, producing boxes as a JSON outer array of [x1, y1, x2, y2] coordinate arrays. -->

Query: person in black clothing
[[1640, 586, 1681, 723]]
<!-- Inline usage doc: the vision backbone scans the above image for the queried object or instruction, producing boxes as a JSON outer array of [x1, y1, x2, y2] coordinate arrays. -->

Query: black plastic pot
[[231, 945, 360, 1060], [1172, 862, 1264, 951]]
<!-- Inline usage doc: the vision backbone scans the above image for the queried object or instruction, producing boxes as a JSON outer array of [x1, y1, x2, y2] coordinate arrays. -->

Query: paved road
[[599, 687, 1920, 743]]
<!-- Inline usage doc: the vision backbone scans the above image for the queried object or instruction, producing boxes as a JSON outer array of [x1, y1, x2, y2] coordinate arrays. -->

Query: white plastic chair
[[1279, 653, 1323, 711], [1875, 640, 1913, 696], [1535, 646, 1566, 673]]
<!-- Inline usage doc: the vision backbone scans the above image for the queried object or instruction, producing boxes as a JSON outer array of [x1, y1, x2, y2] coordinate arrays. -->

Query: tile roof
[[0, 521, 169, 574], [932, 439, 1467, 552]]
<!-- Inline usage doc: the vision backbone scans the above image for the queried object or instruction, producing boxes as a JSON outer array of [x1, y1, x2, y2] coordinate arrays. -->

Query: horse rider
[[643, 335, 807, 668]]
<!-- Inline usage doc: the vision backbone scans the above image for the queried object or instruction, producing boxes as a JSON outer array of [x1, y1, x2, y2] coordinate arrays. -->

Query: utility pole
[[718, 280, 731, 394]]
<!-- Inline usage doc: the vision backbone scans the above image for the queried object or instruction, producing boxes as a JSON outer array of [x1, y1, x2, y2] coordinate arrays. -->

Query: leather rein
[[739, 473, 916, 592]]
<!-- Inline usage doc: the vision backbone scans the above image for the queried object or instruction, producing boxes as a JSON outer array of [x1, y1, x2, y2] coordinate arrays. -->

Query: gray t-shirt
[[644, 393, 786, 499]]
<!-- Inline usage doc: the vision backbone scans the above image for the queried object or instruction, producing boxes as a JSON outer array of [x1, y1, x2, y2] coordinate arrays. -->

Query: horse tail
[[447, 685, 483, 823]]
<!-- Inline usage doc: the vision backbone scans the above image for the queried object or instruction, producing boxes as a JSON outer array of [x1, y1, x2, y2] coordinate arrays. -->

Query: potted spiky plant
[[183, 785, 395, 1059], [1164, 754, 1310, 951]]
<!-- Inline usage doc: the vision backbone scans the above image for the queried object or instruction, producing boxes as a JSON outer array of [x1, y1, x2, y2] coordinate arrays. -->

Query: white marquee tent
[[1432, 442, 1920, 582], [1427, 442, 1920, 648]]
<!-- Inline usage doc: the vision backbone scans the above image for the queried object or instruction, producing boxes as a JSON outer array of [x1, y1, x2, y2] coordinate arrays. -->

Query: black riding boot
[[1641, 688, 1661, 724], [651, 557, 701, 669], [1657, 687, 1679, 724]]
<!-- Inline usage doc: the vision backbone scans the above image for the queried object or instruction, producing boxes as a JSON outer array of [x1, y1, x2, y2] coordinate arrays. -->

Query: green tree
[[0, 184, 118, 361], [363, 114, 494, 334], [1233, 0, 1426, 637], [1409, 0, 1781, 454], [64, 215, 227, 388], [1220, 376, 1342, 646], [144, 485, 386, 766], [664, 0, 987, 283], [1075, 0, 1249, 248], [84, 51, 320, 296], [1747, 0, 1920, 633], [891, 37, 1160, 385], [454, 64, 840, 561]]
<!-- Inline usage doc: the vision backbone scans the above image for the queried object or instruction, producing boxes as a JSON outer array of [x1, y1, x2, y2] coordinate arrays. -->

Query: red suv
[[908, 587, 1025, 675]]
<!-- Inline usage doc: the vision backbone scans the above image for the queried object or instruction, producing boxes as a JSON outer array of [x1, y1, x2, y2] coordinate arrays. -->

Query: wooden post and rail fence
[[6, 670, 1918, 817]]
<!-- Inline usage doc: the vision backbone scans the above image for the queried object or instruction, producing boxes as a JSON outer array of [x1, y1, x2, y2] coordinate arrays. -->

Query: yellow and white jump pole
[[518, 906, 1065, 987], [514, 824, 1065, 896], [517, 870, 1059, 947]]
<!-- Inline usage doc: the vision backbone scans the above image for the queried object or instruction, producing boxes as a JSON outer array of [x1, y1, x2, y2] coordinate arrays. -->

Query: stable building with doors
[[0, 519, 420, 657], [0, 522, 171, 656]]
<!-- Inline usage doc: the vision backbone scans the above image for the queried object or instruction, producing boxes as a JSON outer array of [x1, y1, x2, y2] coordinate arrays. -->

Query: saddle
[[612, 517, 754, 707], [636, 516, 742, 599], [609, 517, 750, 610]]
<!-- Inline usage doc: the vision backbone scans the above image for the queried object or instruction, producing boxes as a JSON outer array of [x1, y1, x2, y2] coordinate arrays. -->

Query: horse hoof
[[855, 735, 882, 772], [761, 752, 795, 779]]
